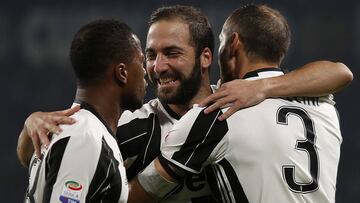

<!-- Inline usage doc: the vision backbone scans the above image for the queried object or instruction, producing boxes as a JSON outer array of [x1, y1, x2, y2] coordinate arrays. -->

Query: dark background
[[1, 0, 358, 202]]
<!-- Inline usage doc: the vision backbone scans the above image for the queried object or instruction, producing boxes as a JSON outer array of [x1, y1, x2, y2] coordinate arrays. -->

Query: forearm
[[128, 178, 158, 203], [128, 158, 181, 203], [265, 61, 353, 97], [17, 128, 34, 168]]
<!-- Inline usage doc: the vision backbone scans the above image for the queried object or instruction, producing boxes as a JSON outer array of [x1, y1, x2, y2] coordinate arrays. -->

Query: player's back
[[218, 97, 342, 203], [26, 103, 128, 203]]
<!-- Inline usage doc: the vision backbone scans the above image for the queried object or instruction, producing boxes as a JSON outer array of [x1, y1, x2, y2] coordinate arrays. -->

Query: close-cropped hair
[[226, 4, 291, 64], [70, 19, 137, 86], [149, 5, 214, 58]]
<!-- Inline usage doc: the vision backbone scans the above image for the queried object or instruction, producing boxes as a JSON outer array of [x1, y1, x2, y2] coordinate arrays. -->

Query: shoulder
[[118, 98, 161, 126], [167, 105, 223, 140], [52, 109, 103, 146]]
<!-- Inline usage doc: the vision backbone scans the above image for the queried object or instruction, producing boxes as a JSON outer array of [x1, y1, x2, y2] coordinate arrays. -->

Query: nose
[[154, 54, 169, 74]]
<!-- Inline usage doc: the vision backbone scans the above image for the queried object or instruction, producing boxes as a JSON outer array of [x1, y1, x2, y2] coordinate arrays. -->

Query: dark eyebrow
[[145, 45, 184, 54], [145, 47, 155, 54], [163, 46, 184, 52]]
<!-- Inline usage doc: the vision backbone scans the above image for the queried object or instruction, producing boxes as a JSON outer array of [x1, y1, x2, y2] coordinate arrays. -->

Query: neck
[[168, 75, 212, 116], [237, 57, 278, 79], [75, 86, 122, 135]]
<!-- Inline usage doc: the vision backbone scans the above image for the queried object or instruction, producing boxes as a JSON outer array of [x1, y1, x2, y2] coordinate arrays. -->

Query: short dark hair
[[226, 4, 291, 64], [149, 5, 214, 58], [70, 19, 137, 86]]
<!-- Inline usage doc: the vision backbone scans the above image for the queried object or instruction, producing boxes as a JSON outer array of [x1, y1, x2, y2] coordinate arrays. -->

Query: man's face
[[122, 34, 147, 110], [145, 20, 202, 104], [218, 26, 234, 84]]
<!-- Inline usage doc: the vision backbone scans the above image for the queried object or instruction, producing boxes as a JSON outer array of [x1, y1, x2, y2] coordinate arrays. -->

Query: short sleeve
[[45, 131, 101, 202]]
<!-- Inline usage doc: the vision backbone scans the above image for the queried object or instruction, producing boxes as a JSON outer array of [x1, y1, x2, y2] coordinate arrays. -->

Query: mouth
[[157, 77, 178, 87]]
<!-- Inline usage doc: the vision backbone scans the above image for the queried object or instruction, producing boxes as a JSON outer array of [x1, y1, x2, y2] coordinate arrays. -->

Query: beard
[[219, 47, 234, 84], [150, 58, 202, 105], [219, 58, 232, 84]]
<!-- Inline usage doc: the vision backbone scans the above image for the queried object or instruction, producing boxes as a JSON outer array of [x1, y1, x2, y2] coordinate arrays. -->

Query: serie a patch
[[59, 180, 83, 203]]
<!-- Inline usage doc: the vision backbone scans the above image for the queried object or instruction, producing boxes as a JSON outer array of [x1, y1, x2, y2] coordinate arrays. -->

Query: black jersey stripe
[[43, 137, 70, 202], [119, 113, 162, 180], [119, 132, 147, 145], [242, 67, 282, 79], [86, 137, 121, 201], [142, 115, 156, 166], [162, 102, 181, 120], [205, 166, 223, 203], [172, 109, 228, 172], [117, 116, 149, 159], [218, 159, 249, 203], [214, 164, 233, 203]]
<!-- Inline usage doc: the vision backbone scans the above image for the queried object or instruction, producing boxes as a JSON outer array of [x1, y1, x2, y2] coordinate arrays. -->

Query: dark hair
[[70, 19, 137, 86], [226, 4, 291, 64], [149, 5, 214, 57]]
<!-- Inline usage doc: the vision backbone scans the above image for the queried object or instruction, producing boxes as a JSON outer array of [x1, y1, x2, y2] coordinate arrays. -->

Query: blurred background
[[1, 0, 358, 202]]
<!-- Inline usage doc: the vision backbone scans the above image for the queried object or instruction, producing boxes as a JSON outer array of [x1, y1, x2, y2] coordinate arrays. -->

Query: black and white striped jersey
[[26, 101, 128, 203], [161, 68, 342, 203], [117, 98, 215, 203]]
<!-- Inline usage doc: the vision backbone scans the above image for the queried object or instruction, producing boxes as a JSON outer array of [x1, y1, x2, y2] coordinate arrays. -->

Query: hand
[[200, 79, 268, 121], [24, 105, 80, 158]]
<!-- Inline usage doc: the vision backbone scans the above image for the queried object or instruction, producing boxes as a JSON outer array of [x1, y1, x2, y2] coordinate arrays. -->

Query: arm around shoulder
[[17, 128, 34, 168], [265, 61, 353, 97]]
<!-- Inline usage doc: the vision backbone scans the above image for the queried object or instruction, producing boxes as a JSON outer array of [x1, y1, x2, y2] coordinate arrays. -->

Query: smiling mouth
[[158, 77, 178, 86]]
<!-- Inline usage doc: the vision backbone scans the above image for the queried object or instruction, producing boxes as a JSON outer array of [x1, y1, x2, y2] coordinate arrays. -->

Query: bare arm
[[200, 61, 353, 120], [128, 178, 158, 203], [16, 106, 80, 167], [17, 128, 36, 168], [265, 61, 352, 97]]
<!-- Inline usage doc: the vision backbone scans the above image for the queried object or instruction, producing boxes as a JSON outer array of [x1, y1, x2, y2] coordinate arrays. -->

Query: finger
[[54, 115, 76, 125], [43, 119, 63, 135], [38, 129, 51, 147], [199, 95, 216, 107], [39, 133, 51, 148], [41, 114, 75, 130], [31, 133, 42, 158], [199, 91, 227, 107], [204, 98, 230, 114], [218, 107, 237, 121], [56, 105, 80, 116]]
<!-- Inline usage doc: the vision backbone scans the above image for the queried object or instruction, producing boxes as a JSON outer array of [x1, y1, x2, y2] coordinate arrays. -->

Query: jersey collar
[[161, 102, 182, 120], [74, 99, 116, 137], [160, 84, 216, 120], [242, 67, 284, 80]]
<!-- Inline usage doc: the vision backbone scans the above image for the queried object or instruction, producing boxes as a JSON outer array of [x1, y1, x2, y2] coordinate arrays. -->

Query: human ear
[[230, 32, 242, 56], [115, 63, 128, 85], [200, 47, 212, 69]]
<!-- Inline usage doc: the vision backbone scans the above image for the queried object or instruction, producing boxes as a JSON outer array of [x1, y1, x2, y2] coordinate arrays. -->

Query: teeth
[[159, 78, 175, 85]]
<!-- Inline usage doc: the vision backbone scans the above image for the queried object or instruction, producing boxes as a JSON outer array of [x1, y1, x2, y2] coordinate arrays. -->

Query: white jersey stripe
[[119, 132, 147, 145]]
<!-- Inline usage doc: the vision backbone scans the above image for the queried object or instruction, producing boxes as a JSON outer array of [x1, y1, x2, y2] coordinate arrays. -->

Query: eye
[[165, 50, 180, 57], [146, 52, 156, 61]]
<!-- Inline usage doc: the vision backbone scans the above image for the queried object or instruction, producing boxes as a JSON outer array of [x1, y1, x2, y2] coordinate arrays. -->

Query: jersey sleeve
[[44, 131, 102, 202], [161, 106, 229, 174]]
